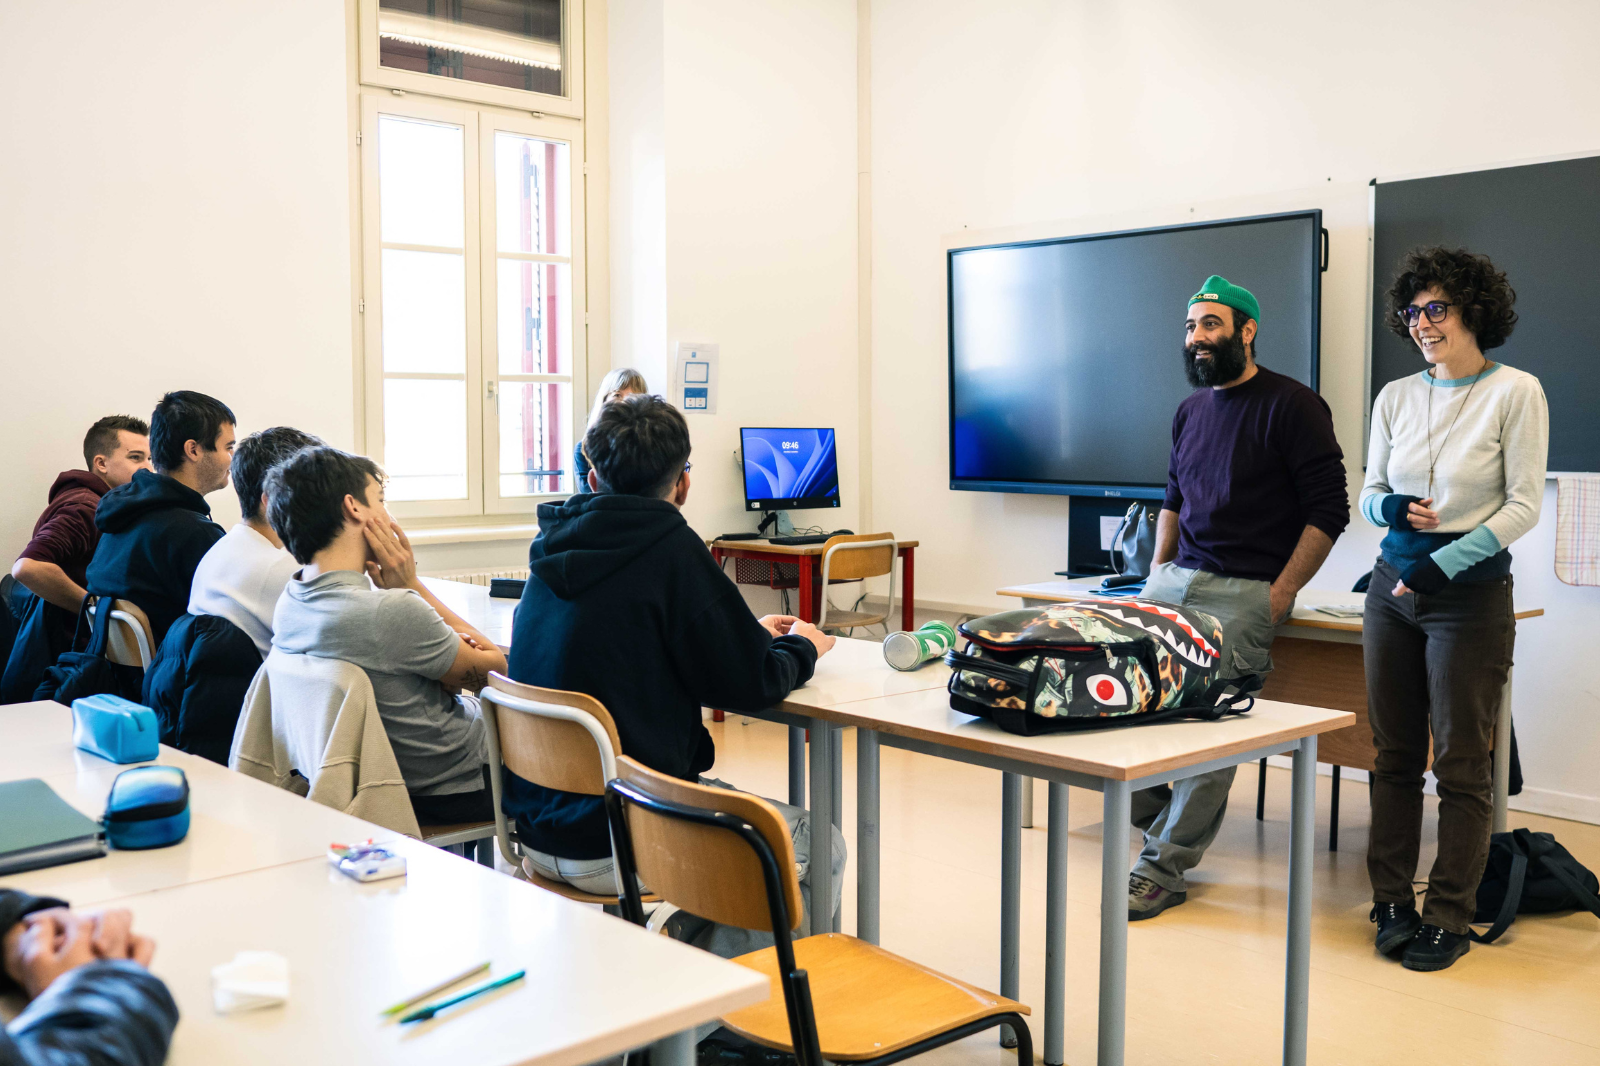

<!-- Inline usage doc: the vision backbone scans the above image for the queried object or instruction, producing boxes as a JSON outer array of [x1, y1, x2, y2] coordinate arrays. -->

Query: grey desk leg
[[1044, 782, 1070, 1066], [1098, 780, 1131, 1066], [1000, 773, 1023, 1047], [1021, 775, 1035, 828], [857, 729, 881, 945], [1284, 735, 1317, 1066], [651, 1029, 694, 1066], [788, 726, 806, 808], [1493, 667, 1513, 835], [808, 717, 836, 936], [830, 727, 844, 833]]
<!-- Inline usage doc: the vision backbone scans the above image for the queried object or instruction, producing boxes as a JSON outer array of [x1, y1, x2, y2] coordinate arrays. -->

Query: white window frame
[[358, 0, 583, 120], [359, 92, 586, 519]]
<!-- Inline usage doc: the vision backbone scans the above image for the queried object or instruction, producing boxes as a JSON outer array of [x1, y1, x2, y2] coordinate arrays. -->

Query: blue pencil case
[[103, 766, 190, 850], [71, 694, 159, 764]]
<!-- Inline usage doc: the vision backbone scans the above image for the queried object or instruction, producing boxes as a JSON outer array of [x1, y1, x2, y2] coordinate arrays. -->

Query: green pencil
[[379, 961, 491, 1017], [399, 970, 527, 1023]]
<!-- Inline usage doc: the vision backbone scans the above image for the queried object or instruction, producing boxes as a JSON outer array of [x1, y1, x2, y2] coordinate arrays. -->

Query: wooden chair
[[605, 756, 1032, 1066], [88, 598, 156, 669], [479, 672, 659, 905], [816, 533, 898, 635]]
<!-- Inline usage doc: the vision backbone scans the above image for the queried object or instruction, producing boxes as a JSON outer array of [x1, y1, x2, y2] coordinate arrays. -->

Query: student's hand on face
[[1407, 497, 1440, 530], [362, 516, 420, 590], [4, 910, 98, 999], [757, 614, 799, 638], [788, 620, 836, 657]]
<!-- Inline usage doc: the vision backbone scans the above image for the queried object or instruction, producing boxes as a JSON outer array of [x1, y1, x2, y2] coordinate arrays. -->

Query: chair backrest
[[818, 534, 897, 631], [607, 755, 803, 933], [478, 672, 626, 876], [88, 598, 155, 669]]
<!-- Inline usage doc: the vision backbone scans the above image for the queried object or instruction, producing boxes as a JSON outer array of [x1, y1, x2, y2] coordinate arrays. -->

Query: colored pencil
[[399, 970, 527, 1023], [379, 961, 491, 1017]]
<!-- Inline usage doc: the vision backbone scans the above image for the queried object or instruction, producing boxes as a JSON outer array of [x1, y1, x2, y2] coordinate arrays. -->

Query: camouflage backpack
[[945, 599, 1257, 736]]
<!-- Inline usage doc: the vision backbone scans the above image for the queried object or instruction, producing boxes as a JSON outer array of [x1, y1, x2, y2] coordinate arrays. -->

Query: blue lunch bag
[[103, 766, 190, 850], [71, 693, 159, 764]]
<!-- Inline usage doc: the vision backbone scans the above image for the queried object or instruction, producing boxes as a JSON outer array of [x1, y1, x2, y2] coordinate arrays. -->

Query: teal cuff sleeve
[[1430, 525, 1503, 579], [1361, 493, 1391, 528]]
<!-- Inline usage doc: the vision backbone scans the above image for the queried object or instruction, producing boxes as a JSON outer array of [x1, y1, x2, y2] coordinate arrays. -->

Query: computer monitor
[[740, 427, 841, 513]]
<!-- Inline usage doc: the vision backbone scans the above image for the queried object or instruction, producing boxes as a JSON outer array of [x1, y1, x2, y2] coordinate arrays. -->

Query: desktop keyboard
[[769, 530, 852, 546]]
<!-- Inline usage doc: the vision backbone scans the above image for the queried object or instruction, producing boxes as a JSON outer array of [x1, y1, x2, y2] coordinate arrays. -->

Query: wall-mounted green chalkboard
[[1372, 155, 1600, 472]]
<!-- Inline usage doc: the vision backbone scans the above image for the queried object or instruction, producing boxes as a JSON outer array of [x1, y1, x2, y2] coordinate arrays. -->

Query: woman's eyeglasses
[[1398, 300, 1453, 327]]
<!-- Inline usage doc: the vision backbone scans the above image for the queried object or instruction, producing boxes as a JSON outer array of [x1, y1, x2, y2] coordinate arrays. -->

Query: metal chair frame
[[87, 599, 155, 669], [604, 778, 1033, 1066], [480, 685, 627, 896], [817, 537, 898, 634]]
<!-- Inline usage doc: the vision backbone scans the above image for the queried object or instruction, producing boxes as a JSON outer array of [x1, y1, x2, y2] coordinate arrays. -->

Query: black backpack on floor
[[1470, 828, 1600, 944]]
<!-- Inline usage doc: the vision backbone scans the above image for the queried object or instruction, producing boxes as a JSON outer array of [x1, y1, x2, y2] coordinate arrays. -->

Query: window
[[359, 94, 583, 517], [359, 0, 582, 118]]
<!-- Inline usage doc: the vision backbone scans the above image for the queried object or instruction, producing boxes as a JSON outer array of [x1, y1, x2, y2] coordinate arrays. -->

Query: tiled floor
[[707, 715, 1600, 1066]]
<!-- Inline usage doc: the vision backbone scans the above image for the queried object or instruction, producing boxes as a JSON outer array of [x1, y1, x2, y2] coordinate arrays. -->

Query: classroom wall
[[868, 0, 1600, 822], [609, 0, 861, 550], [0, 2, 356, 551]]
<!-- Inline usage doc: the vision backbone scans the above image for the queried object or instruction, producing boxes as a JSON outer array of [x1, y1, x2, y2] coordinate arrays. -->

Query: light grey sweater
[[1360, 362, 1548, 579]]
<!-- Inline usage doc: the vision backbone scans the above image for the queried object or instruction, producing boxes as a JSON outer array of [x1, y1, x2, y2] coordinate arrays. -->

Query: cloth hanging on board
[[1554, 475, 1600, 586]]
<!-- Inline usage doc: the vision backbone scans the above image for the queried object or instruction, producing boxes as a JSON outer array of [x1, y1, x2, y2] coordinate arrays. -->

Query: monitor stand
[[756, 510, 795, 537]]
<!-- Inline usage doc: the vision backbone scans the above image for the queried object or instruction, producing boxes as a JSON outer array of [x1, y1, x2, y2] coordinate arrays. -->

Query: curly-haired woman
[[1362, 247, 1548, 971]]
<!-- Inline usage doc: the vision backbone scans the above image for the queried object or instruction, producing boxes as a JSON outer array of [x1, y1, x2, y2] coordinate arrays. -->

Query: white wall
[[610, 0, 860, 552], [869, 0, 1600, 821], [0, 2, 355, 550]]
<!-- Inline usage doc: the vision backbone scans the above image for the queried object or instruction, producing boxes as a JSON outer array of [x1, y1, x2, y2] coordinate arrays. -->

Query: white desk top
[[424, 576, 516, 650], [995, 579, 1543, 635], [781, 637, 951, 711], [1, 701, 767, 1065], [137, 839, 766, 1066]]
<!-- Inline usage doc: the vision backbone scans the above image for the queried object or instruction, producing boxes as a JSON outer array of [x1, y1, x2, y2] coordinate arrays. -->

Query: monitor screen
[[741, 427, 841, 512], [948, 210, 1322, 497]]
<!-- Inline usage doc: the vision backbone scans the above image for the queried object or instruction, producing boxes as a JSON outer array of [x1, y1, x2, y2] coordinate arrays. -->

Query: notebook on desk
[[0, 778, 107, 876]]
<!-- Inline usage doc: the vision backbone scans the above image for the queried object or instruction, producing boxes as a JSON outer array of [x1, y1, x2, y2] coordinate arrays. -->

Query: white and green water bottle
[[882, 620, 958, 671]]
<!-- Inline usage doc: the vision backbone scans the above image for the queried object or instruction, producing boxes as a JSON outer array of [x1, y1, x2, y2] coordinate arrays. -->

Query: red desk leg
[[711, 546, 727, 721], [900, 547, 916, 631], [799, 556, 818, 624]]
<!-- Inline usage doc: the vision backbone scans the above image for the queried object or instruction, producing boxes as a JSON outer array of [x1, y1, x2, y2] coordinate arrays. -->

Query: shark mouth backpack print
[[944, 599, 1257, 735]]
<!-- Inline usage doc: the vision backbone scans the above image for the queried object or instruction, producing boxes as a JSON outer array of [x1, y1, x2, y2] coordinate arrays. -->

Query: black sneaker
[[1401, 924, 1470, 972], [1370, 902, 1421, 957]]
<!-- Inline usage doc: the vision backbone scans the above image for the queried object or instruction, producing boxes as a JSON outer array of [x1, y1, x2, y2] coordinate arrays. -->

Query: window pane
[[498, 381, 571, 496], [378, 115, 464, 248], [495, 132, 569, 256], [378, 0, 564, 98], [382, 249, 466, 374], [384, 378, 468, 500], [496, 259, 569, 376]]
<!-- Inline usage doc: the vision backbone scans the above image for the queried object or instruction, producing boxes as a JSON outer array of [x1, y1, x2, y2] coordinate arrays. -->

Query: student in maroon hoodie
[[2, 417, 151, 702]]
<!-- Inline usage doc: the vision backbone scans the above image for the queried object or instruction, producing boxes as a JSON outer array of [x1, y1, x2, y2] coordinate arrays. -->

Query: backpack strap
[[1520, 831, 1600, 920], [1469, 833, 1529, 944], [83, 595, 116, 656]]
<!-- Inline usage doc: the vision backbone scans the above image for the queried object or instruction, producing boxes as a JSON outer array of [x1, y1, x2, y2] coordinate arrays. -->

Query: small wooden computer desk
[[0, 702, 766, 1066], [707, 537, 919, 632], [996, 579, 1544, 837], [755, 639, 1351, 1066]]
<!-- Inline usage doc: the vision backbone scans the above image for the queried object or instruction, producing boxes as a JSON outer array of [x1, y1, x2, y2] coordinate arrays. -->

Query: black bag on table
[[1470, 827, 1600, 944], [946, 599, 1257, 736], [33, 597, 144, 706]]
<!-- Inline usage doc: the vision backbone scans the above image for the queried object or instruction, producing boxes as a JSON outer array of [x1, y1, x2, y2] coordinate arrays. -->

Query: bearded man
[[1127, 276, 1349, 919]]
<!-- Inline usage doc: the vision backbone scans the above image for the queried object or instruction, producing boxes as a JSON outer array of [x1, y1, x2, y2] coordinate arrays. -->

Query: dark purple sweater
[[1163, 366, 1348, 583]]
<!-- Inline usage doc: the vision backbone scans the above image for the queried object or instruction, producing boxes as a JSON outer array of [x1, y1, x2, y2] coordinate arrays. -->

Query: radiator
[[422, 567, 530, 587]]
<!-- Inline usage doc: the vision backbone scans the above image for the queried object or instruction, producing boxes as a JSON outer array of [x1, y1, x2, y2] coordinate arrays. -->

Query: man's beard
[[1182, 329, 1250, 388]]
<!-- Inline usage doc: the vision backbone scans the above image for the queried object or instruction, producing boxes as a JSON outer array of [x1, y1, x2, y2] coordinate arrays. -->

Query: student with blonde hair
[[572, 368, 647, 493]]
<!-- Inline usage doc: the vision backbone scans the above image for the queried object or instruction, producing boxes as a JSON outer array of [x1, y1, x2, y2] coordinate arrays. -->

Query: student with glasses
[[1362, 248, 1549, 972]]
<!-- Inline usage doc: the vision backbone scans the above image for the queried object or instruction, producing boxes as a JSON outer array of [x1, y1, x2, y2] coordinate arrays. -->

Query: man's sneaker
[[1401, 924, 1471, 972], [1127, 873, 1186, 921], [1370, 901, 1421, 957]]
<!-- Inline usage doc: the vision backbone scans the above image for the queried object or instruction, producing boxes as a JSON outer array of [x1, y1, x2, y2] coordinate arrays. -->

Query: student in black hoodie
[[86, 391, 236, 645], [504, 394, 842, 947]]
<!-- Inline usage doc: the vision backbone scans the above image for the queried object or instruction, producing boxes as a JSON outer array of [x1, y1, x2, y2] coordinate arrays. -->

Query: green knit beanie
[[1188, 275, 1260, 325]]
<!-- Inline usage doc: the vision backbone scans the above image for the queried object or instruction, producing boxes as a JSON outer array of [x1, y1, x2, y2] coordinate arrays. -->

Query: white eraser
[[212, 950, 290, 1014]]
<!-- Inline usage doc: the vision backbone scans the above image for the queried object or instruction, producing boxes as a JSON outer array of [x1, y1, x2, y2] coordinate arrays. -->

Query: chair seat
[[722, 933, 1029, 1061], [419, 820, 496, 846], [518, 856, 660, 905], [819, 610, 887, 631]]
